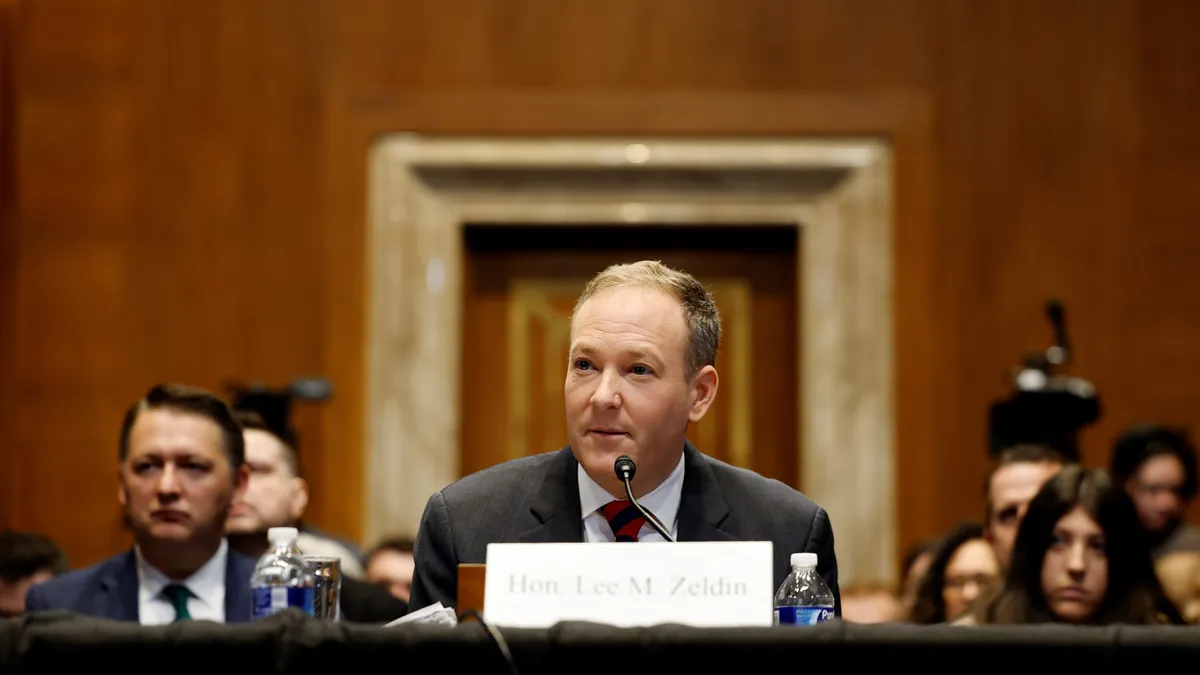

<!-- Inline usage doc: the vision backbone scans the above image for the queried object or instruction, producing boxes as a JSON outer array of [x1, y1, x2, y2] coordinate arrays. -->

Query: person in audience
[[25, 384, 256, 623], [409, 260, 840, 613], [984, 444, 1066, 571], [840, 583, 902, 623], [973, 465, 1183, 626], [225, 411, 406, 623], [898, 539, 936, 617], [1111, 425, 1200, 558], [909, 521, 1000, 624], [0, 531, 68, 617], [365, 537, 415, 603], [226, 411, 364, 577], [1156, 550, 1200, 623]]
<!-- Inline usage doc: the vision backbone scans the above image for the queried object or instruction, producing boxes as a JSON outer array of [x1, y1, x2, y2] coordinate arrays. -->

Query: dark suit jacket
[[340, 576, 409, 623], [409, 443, 840, 616], [24, 547, 257, 623]]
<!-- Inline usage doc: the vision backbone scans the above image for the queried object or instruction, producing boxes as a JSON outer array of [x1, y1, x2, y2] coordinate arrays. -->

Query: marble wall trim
[[365, 137, 895, 584]]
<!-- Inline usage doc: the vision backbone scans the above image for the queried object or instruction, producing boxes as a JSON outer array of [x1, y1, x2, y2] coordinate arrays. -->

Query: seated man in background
[[0, 531, 68, 617], [984, 443, 1065, 572], [365, 537, 415, 603], [226, 412, 364, 577], [26, 384, 257, 623], [226, 412, 407, 622]]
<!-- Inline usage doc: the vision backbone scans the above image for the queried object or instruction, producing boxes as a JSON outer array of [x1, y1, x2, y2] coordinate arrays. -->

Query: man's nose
[[590, 368, 622, 408], [962, 580, 981, 602], [1155, 492, 1180, 514], [157, 465, 181, 496]]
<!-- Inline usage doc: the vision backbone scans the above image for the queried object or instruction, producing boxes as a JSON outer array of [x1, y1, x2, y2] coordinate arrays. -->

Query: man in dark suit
[[409, 261, 839, 615], [225, 411, 408, 623], [26, 384, 256, 623]]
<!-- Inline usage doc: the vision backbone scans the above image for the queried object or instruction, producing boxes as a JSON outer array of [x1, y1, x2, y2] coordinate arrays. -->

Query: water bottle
[[773, 552, 835, 625], [250, 527, 317, 619]]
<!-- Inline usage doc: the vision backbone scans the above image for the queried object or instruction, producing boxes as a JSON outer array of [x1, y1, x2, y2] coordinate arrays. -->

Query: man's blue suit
[[24, 548, 257, 622]]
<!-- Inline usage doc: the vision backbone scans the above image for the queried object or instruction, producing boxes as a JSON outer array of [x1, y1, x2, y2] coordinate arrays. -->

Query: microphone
[[1046, 299, 1070, 364], [613, 455, 676, 543]]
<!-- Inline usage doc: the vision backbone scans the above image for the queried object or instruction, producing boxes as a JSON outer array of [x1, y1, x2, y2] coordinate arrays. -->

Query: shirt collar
[[136, 538, 228, 610], [578, 452, 686, 530]]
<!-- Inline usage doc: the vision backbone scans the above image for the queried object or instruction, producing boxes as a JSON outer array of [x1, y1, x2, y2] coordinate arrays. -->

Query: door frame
[[321, 90, 936, 586]]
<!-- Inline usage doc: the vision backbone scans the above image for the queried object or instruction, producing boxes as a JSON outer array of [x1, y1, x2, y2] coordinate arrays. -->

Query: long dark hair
[[982, 465, 1182, 625], [909, 521, 987, 624]]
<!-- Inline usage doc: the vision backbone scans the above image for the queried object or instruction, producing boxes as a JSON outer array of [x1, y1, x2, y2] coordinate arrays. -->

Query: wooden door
[[461, 225, 799, 487]]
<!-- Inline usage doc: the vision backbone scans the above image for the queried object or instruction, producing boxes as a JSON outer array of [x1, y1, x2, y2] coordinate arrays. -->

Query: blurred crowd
[[842, 427, 1200, 625]]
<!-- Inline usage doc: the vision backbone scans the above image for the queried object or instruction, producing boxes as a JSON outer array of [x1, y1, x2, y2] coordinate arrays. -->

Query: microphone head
[[613, 455, 636, 481], [1046, 299, 1064, 324]]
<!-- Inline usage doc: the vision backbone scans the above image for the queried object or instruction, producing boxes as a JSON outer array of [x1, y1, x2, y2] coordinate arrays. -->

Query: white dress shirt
[[578, 453, 685, 542], [135, 538, 228, 625]]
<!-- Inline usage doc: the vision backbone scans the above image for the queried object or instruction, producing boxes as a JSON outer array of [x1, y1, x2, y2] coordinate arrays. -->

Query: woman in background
[[909, 522, 1000, 624], [898, 539, 937, 618], [975, 465, 1182, 625]]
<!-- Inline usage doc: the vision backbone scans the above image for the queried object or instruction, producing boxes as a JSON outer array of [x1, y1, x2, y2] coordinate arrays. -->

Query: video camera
[[987, 300, 1101, 461]]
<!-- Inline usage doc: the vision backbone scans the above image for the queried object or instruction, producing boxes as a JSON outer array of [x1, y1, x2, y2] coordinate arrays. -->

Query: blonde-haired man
[[409, 261, 840, 614]]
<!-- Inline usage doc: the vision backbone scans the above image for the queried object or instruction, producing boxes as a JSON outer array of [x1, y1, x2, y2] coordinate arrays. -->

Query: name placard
[[482, 541, 773, 628]]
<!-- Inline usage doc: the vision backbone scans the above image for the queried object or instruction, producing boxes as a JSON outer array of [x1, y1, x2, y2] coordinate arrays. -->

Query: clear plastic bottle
[[773, 552, 835, 625], [250, 527, 317, 619]]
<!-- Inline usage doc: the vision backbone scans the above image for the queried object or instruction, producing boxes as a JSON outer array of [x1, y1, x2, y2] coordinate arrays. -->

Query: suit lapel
[[519, 447, 585, 543], [677, 443, 737, 542], [98, 551, 140, 622], [224, 550, 254, 622]]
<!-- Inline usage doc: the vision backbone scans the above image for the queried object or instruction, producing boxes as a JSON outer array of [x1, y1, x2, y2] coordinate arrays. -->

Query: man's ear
[[117, 469, 127, 508], [289, 478, 310, 521], [687, 365, 720, 423]]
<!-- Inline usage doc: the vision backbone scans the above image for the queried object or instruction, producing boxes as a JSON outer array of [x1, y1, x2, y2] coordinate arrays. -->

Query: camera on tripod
[[987, 300, 1101, 461]]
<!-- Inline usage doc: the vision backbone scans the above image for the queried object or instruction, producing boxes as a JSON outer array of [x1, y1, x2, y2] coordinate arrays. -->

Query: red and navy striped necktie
[[602, 500, 648, 542]]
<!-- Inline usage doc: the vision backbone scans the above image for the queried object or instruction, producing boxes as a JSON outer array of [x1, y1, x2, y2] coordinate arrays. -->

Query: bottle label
[[251, 586, 315, 619], [775, 606, 834, 625]]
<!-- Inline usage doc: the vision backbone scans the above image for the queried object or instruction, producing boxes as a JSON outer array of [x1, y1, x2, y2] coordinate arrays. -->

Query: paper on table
[[385, 602, 458, 627]]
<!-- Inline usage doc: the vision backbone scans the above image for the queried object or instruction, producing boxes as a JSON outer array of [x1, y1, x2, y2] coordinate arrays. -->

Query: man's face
[[564, 286, 718, 497], [1127, 454, 1187, 533], [119, 409, 246, 546], [226, 429, 306, 534], [986, 461, 1062, 569], [366, 549, 415, 602]]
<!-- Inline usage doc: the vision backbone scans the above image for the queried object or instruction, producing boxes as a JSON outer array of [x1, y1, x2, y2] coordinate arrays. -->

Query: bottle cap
[[267, 526, 299, 543], [791, 552, 818, 568]]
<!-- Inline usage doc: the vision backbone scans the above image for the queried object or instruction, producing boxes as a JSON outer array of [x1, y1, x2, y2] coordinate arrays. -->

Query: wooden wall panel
[[0, 0, 19, 529], [8, 0, 1200, 572], [11, 0, 334, 564]]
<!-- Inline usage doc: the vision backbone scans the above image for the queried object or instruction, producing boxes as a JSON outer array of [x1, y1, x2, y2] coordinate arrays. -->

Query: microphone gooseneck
[[612, 455, 676, 543]]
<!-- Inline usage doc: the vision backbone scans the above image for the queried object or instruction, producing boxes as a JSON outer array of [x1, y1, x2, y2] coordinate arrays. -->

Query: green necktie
[[162, 584, 193, 622]]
